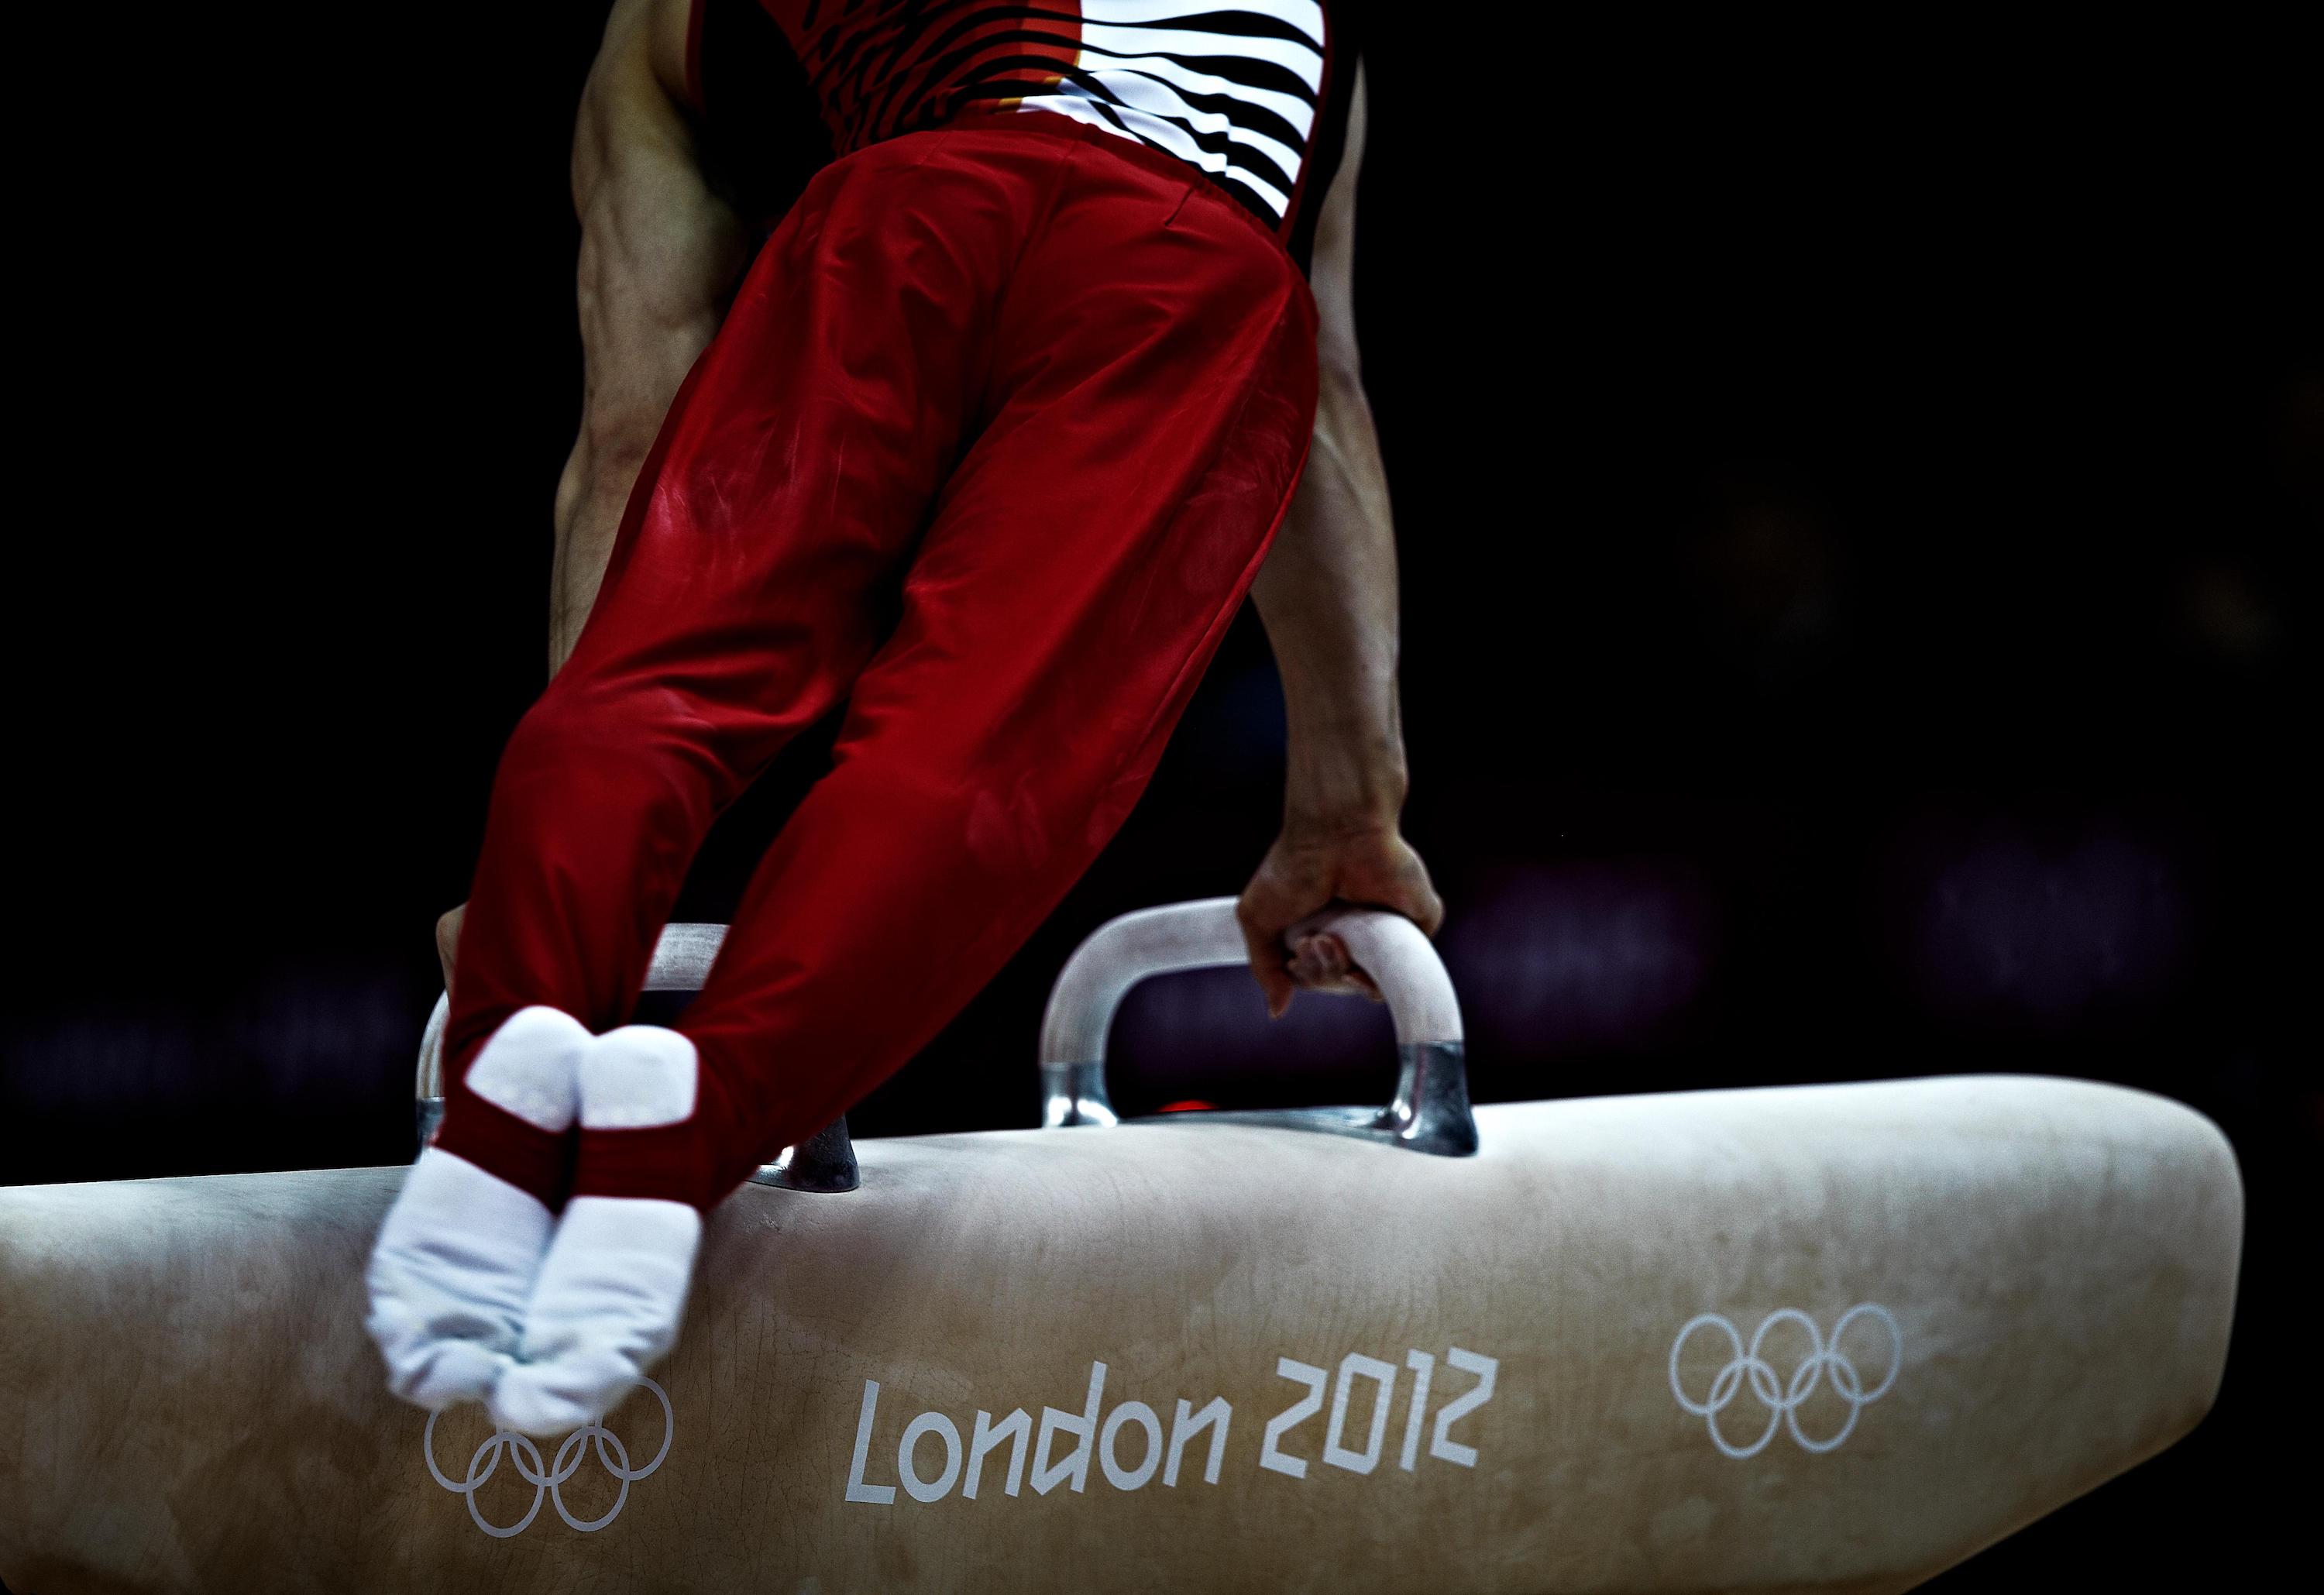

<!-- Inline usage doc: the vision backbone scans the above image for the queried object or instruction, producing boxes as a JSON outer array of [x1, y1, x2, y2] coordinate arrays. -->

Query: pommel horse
[[0, 899, 2241, 1593]]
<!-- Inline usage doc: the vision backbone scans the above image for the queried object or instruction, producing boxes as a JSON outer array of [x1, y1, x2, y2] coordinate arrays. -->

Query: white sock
[[490, 1026, 705, 1436], [364, 1005, 588, 1409]]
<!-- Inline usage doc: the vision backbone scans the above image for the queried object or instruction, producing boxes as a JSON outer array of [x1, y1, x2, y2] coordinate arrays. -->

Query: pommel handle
[[1037, 897, 1473, 1156]]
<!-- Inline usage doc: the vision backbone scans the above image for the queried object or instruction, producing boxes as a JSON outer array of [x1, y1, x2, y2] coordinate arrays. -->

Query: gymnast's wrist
[[1281, 739, 1408, 839]]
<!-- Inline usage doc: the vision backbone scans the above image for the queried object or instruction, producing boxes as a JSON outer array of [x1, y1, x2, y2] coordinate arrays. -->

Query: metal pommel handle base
[[1037, 897, 1477, 1156], [411, 923, 857, 1194]]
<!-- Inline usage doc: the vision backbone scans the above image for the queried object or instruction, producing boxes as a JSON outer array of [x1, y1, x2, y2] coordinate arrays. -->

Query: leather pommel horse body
[[0, 902, 2242, 1593]]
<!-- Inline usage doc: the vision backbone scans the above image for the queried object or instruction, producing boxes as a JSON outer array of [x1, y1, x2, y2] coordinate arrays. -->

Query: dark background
[[8, 10, 2313, 1587]]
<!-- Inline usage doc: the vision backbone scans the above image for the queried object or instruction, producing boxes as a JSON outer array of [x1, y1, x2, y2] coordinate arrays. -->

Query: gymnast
[[368, 0, 1439, 1436]]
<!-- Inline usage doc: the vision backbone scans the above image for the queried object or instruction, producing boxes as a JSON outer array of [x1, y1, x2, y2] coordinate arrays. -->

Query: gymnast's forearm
[[1252, 370, 1410, 839]]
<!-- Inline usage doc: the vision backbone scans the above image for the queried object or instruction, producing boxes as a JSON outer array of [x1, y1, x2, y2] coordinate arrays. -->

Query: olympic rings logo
[[1669, 1304, 1902, 1459], [421, 1379, 674, 1538]]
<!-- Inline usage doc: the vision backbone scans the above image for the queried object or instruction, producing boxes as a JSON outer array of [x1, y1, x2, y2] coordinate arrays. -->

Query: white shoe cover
[[364, 1005, 589, 1409], [490, 1196, 702, 1435], [490, 1026, 703, 1435], [366, 1149, 548, 1408]]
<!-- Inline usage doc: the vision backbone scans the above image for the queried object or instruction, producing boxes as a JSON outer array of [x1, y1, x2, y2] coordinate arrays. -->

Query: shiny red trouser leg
[[436, 119, 1318, 1211]]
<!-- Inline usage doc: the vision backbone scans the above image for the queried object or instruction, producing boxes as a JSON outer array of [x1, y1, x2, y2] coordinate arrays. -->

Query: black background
[[6, 9, 2314, 1587]]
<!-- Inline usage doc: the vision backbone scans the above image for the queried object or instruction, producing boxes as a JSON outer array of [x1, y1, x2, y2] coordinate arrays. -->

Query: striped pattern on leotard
[[760, 2, 1337, 226], [1006, 2, 1329, 222]]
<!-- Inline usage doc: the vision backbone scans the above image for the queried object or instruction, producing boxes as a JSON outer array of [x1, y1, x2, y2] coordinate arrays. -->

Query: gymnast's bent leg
[[496, 134, 1320, 1432], [363, 137, 1009, 1411]]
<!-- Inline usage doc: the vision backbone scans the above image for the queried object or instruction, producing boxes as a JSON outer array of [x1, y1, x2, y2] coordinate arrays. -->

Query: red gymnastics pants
[[435, 115, 1318, 1213]]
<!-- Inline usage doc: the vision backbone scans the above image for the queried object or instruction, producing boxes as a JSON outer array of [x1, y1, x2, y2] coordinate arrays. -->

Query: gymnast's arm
[[549, 0, 747, 677], [1237, 65, 1444, 1016], [439, 0, 742, 985]]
